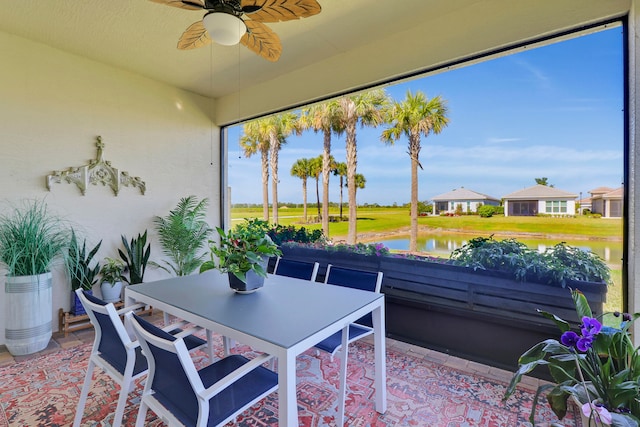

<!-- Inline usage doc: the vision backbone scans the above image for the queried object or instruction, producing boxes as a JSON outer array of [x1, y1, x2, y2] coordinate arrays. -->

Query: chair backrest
[[128, 313, 202, 427], [76, 289, 138, 375], [273, 257, 319, 282], [324, 264, 383, 293], [324, 265, 383, 327]]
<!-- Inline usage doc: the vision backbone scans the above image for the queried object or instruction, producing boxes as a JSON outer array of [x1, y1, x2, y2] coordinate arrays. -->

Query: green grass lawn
[[232, 206, 622, 240]]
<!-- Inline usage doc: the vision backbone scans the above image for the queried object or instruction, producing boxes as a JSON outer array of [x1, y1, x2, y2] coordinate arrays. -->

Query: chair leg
[[111, 376, 131, 427], [73, 360, 96, 427], [337, 325, 350, 427], [135, 400, 148, 427], [206, 329, 214, 363]]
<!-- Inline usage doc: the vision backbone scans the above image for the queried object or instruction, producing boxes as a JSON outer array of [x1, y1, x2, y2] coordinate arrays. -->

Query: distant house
[[431, 187, 500, 215], [590, 186, 623, 218], [503, 184, 577, 217], [578, 196, 592, 214]]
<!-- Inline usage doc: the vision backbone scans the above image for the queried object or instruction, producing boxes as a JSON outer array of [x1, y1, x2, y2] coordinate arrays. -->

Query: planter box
[[277, 245, 608, 376]]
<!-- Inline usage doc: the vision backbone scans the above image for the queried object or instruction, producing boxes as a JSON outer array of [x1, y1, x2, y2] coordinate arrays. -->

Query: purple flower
[[576, 335, 594, 352], [581, 317, 602, 337], [561, 331, 579, 347]]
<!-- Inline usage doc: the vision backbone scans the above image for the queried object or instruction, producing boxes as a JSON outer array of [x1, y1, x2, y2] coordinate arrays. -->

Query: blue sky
[[227, 27, 623, 206]]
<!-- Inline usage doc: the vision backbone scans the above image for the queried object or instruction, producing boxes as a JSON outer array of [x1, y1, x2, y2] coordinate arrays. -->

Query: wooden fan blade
[[240, 20, 281, 61], [149, 0, 204, 11], [240, 0, 321, 23], [177, 21, 213, 50]]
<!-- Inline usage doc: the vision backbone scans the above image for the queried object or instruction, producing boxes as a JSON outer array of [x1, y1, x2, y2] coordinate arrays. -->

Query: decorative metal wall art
[[46, 136, 146, 196]]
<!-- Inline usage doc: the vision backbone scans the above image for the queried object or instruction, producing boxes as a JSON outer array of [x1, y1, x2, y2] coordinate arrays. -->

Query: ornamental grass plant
[[504, 289, 640, 426], [0, 199, 70, 276]]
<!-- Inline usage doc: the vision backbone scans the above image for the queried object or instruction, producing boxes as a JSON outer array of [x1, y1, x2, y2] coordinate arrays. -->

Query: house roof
[[432, 187, 499, 202], [589, 186, 615, 195], [503, 184, 577, 200], [602, 187, 623, 199]]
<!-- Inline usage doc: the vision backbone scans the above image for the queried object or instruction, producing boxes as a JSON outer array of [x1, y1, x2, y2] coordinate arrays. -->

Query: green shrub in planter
[[450, 235, 611, 287]]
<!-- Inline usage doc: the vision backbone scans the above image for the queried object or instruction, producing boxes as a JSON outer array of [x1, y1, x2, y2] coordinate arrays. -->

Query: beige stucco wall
[[0, 32, 220, 345]]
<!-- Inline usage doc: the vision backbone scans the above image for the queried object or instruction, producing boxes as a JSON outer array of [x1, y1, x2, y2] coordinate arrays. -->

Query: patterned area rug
[[1, 336, 579, 426]]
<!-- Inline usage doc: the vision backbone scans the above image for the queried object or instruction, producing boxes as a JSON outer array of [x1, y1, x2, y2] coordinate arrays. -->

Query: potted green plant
[[153, 196, 212, 276], [119, 230, 151, 285], [200, 221, 281, 293], [99, 257, 126, 303], [0, 199, 70, 355], [65, 229, 102, 315], [503, 289, 640, 427]]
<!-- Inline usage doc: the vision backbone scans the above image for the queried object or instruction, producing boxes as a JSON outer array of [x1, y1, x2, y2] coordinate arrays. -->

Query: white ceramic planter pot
[[4, 272, 53, 356], [100, 281, 123, 303]]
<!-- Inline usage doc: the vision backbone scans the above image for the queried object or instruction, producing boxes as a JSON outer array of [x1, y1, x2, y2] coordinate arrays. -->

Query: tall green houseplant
[[153, 196, 212, 276], [64, 229, 101, 315], [119, 230, 151, 285], [0, 199, 70, 355]]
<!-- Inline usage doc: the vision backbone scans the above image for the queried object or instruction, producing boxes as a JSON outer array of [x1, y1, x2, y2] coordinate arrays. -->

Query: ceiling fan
[[150, 0, 322, 61]]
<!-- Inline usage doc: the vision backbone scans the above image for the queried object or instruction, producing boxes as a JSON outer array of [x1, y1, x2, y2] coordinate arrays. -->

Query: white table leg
[[373, 304, 387, 413], [337, 324, 350, 426], [279, 351, 298, 427]]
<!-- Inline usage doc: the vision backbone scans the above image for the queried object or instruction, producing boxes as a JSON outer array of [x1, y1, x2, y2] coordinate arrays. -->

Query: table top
[[127, 270, 384, 349]]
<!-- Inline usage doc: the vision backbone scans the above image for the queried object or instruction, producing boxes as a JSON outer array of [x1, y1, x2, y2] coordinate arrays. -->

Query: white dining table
[[124, 269, 387, 427]]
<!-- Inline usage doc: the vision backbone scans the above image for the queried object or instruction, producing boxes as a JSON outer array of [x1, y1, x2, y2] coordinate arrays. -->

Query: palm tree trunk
[[339, 176, 344, 219], [269, 138, 279, 224], [302, 178, 308, 222], [322, 131, 331, 236], [261, 149, 269, 221], [410, 136, 420, 253], [346, 120, 358, 244], [313, 177, 320, 219]]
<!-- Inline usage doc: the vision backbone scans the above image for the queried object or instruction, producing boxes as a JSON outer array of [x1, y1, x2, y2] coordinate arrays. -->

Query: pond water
[[375, 233, 623, 265]]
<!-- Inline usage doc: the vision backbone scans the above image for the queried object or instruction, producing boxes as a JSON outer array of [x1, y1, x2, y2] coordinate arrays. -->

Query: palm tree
[[290, 158, 314, 223], [245, 113, 300, 224], [240, 122, 270, 221], [332, 162, 347, 220], [309, 155, 323, 219], [335, 89, 390, 244], [381, 90, 449, 252], [299, 101, 344, 236], [345, 172, 366, 195]]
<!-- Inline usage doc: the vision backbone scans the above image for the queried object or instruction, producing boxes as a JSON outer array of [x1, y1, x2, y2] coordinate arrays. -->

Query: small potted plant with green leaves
[[65, 229, 102, 315], [99, 257, 126, 303], [118, 230, 151, 285], [200, 220, 281, 293]]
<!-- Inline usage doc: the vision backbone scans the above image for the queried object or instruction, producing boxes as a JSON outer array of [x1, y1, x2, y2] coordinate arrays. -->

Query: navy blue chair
[[273, 257, 319, 281], [314, 264, 383, 358], [73, 289, 206, 427], [127, 312, 278, 427], [313, 264, 383, 425]]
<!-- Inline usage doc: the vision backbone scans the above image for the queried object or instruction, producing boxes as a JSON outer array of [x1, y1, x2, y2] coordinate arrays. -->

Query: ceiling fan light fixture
[[203, 12, 247, 46]]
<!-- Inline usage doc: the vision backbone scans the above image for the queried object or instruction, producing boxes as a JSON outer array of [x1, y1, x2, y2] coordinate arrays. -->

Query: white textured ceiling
[[0, 0, 630, 124]]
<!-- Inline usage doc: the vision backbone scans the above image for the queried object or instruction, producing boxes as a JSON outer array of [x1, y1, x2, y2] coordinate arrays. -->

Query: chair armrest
[[170, 326, 203, 339], [200, 353, 275, 400], [160, 320, 188, 332], [116, 302, 146, 316]]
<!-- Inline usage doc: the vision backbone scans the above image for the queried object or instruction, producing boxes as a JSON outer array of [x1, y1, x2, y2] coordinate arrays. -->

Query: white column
[[628, 1, 640, 345]]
